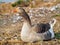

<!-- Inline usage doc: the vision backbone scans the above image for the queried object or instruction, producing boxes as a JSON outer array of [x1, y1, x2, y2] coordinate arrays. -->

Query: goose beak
[[13, 7, 20, 13]]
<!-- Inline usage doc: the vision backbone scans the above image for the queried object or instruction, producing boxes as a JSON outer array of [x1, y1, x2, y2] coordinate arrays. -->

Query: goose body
[[21, 22, 55, 42], [15, 7, 56, 42]]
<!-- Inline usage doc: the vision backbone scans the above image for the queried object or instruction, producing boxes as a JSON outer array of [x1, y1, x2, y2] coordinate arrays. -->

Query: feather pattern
[[17, 7, 56, 42]]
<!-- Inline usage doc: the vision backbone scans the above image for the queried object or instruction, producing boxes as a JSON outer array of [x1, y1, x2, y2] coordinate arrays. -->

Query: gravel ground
[[0, 4, 60, 45]]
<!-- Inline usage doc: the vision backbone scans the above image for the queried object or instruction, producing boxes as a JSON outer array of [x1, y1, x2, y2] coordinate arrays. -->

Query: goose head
[[13, 7, 31, 25], [13, 7, 25, 16]]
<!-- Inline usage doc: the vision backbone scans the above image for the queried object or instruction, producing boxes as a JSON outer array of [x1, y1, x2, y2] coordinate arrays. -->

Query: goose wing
[[31, 23, 50, 33]]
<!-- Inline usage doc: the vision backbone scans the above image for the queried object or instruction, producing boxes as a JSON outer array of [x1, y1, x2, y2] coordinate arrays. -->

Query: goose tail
[[49, 18, 56, 28]]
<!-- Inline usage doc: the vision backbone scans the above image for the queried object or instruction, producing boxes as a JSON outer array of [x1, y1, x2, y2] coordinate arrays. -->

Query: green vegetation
[[12, 3, 16, 7], [52, 14, 60, 17], [12, 0, 23, 7], [55, 32, 60, 39], [12, 0, 30, 7]]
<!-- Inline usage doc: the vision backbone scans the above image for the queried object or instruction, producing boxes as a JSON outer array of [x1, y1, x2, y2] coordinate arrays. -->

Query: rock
[[0, 37, 3, 41], [49, 6, 57, 11], [28, 7, 46, 18], [12, 14, 22, 23], [56, 4, 60, 8], [43, 0, 56, 2]]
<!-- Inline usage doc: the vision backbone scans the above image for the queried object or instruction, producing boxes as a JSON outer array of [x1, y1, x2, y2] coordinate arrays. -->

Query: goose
[[14, 7, 56, 42]]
